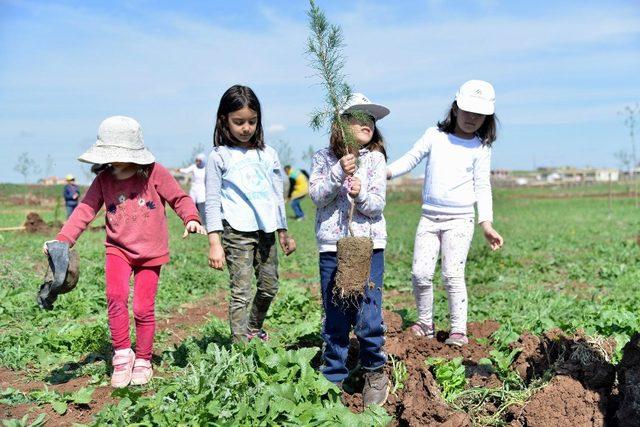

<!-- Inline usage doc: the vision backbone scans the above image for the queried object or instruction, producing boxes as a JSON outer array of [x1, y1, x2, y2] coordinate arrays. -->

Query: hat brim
[[78, 143, 156, 165], [343, 104, 390, 121], [456, 97, 495, 115]]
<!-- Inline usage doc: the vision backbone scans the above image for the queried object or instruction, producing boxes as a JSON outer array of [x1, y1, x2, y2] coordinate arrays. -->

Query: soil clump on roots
[[335, 236, 373, 298]]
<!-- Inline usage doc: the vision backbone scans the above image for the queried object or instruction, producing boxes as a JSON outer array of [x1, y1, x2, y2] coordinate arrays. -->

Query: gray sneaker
[[445, 332, 469, 347], [362, 369, 389, 406]]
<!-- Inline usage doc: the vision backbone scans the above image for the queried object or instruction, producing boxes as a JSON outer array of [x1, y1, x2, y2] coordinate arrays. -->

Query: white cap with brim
[[340, 92, 390, 121], [78, 116, 155, 165], [455, 80, 496, 115]]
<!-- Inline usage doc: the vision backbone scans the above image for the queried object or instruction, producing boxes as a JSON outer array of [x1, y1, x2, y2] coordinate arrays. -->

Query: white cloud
[[0, 0, 639, 181]]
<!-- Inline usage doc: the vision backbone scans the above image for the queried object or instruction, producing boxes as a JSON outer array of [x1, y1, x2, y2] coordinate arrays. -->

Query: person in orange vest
[[284, 165, 309, 221]]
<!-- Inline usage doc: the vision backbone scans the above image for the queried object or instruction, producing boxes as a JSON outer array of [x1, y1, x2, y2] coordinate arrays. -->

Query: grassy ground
[[0, 184, 638, 425]]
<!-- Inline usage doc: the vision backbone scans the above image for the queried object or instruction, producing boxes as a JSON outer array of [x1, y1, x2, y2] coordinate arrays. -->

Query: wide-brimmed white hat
[[455, 80, 495, 115], [78, 116, 155, 165], [339, 92, 390, 121]]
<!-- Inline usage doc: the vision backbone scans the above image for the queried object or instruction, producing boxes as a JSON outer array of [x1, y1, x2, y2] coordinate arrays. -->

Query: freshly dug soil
[[511, 329, 616, 391], [513, 375, 607, 426], [24, 212, 50, 233], [335, 236, 373, 299], [338, 311, 624, 426], [341, 311, 494, 425], [616, 333, 640, 425]]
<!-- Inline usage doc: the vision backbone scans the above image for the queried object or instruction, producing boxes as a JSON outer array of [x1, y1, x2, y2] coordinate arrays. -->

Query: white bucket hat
[[340, 92, 390, 121], [455, 80, 495, 115], [78, 116, 155, 165]]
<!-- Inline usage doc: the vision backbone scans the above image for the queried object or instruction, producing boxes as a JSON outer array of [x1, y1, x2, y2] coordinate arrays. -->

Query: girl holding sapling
[[43, 116, 206, 388], [205, 85, 296, 343], [309, 93, 391, 406], [387, 80, 504, 347]]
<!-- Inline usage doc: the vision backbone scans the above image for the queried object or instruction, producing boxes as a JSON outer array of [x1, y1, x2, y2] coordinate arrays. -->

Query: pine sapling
[[305, 0, 373, 299]]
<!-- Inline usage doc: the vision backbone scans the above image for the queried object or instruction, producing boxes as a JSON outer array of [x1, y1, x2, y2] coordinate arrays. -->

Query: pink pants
[[105, 254, 161, 360]]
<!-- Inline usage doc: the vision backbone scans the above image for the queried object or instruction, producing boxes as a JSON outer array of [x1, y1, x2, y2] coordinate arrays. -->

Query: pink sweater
[[56, 163, 200, 266]]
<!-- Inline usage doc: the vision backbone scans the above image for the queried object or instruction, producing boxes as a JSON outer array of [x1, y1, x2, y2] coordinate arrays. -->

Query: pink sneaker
[[130, 359, 153, 386], [410, 323, 435, 338], [111, 348, 135, 388], [246, 330, 269, 342]]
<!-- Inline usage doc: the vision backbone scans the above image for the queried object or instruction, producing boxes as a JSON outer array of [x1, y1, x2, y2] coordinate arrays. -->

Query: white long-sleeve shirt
[[179, 164, 206, 203], [387, 127, 493, 223]]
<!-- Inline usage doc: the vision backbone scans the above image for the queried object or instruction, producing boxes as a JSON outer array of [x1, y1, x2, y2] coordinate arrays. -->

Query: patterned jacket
[[309, 147, 387, 252]]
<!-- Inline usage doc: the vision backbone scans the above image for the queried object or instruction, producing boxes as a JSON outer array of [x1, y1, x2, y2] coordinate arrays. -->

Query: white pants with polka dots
[[411, 216, 475, 334]]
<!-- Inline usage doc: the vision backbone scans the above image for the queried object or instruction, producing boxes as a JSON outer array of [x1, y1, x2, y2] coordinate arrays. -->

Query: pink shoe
[[130, 358, 153, 386], [111, 348, 135, 388], [246, 330, 269, 342], [410, 323, 435, 338]]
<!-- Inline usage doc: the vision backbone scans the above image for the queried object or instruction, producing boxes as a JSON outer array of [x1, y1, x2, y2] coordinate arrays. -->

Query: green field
[[1, 184, 638, 425]]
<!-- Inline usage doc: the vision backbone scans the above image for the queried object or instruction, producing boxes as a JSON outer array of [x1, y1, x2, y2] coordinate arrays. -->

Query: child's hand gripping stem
[[340, 153, 357, 176]]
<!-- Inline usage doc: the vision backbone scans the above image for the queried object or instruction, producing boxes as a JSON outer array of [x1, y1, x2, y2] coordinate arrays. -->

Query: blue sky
[[1, 0, 639, 183]]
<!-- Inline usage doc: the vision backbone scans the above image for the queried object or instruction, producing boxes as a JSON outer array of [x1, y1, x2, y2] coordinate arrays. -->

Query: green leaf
[[69, 387, 94, 405], [52, 400, 68, 415]]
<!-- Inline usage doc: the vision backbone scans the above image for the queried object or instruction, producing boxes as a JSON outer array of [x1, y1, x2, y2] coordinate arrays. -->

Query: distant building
[[537, 167, 619, 183], [38, 176, 66, 185], [593, 168, 619, 182]]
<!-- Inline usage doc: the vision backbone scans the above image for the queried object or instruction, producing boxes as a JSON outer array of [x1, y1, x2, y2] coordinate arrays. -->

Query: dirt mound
[[512, 375, 607, 426], [467, 320, 501, 340], [392, 367, 471, 426], [6, 195, 42, 206], [338, 312, 495, 425], [341, 363, 471, 426], [384, 310, 404, 336], [24, 212, 51, 233], [338, 313, 619, 425], [511, 329, 615, 391], [616, 333, 640, 424]]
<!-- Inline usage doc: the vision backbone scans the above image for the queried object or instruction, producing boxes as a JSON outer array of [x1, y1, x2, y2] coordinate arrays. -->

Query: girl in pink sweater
[[43, 116, 205, 388]]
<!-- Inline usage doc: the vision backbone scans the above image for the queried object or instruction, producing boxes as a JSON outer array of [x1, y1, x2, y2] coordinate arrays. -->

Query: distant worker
[[179, 153, 207, 227], [284, 165, 309, 221], [63, 175, 80, 218]]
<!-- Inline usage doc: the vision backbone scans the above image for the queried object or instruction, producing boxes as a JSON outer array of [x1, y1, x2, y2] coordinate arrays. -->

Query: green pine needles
[[306, 0, 369, 156]]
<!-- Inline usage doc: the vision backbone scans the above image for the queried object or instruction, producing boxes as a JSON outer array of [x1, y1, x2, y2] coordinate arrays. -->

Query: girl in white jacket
[[387, 80, 504, 347]]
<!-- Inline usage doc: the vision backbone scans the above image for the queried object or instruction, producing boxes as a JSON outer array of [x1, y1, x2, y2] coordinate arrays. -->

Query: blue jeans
[[319, 249, 386, 383], [291, 197, 305, 219], [65, 205, 76, 218]]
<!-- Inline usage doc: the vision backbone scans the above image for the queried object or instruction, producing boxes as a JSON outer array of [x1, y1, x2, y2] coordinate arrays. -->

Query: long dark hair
[[437, 101, 498, 146], [213, 85, 265, 149], [329, 114, 387, 160]]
